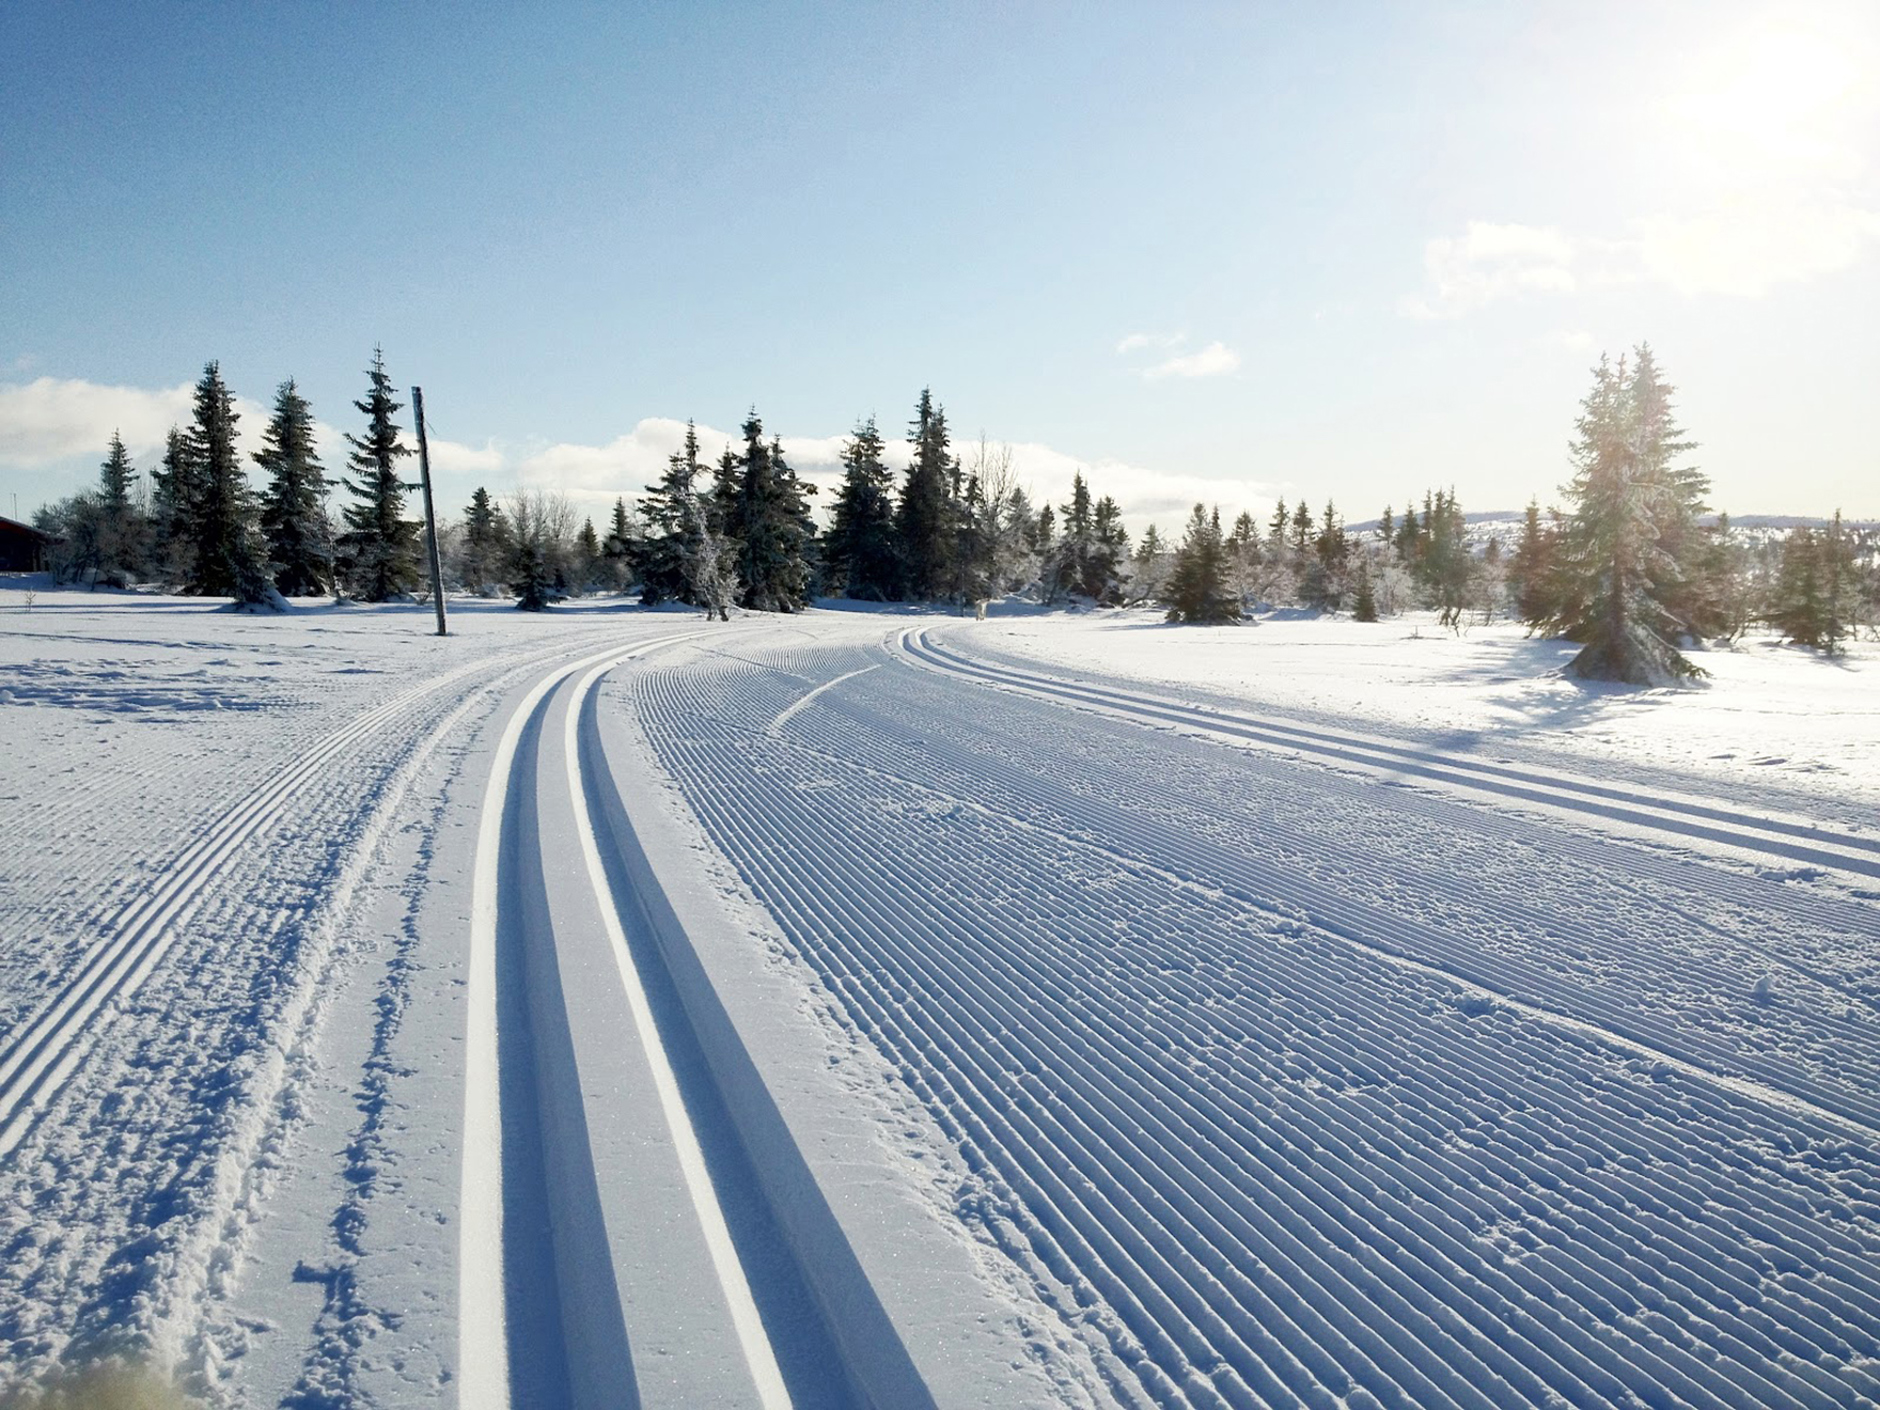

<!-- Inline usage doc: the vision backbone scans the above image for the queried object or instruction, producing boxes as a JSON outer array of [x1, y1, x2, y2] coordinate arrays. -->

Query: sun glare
[[1663, 23, 1870, 180]]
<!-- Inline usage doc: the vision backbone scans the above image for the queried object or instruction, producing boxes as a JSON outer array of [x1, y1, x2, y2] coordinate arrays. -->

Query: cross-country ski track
[[1, 604, 1877, 1410]]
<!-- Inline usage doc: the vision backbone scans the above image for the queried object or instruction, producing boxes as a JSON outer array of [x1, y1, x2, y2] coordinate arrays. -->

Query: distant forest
[[29, 345, 1878, 683]]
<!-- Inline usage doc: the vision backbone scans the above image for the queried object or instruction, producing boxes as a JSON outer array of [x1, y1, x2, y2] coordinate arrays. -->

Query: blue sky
[[3, 1, 1876, 532]]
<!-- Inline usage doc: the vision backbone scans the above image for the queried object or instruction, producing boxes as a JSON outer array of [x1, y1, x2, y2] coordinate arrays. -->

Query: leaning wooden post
[[412, 385, 448, 637]]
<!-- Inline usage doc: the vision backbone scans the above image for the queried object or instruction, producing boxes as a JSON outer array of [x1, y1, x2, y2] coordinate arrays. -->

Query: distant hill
[[1347, 510, 1877, 548]]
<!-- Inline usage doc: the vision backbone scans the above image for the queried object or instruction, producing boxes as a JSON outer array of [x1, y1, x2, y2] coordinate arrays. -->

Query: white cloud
[[1626, 203, 1880, 296], [1141, 341, 1241, 381], [426, 437, 506, 478], [1115, 331, 1184, 355], [1544, 328, 1597, 353], [0, 376, 195, 465], [993, 440, 1282, 537], [1401, 222, 1578, 319], [1, 381, 1285, 544]]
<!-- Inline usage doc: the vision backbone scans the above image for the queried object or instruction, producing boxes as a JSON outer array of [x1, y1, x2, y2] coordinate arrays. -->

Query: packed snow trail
[[464, 626, 919, 1409], [620, 625, 1880, 1410]]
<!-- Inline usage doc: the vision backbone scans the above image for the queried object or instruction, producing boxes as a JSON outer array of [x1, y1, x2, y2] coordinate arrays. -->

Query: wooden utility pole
[[412, 386, 449, 637]]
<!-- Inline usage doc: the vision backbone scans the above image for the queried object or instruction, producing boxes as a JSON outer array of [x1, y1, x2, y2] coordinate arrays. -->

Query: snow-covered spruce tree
[[571, 518, 602, 595], [681, 495, 739, 620], [337, 348, 421, 602], [895, 388, 956, 601], [1222, 512, 1262, 610], [1130, 523, 1173, 605], [1549, 347, 1708, 683], [725, 411, 813, 612], [637, 421, 704, 606], [254, 379, 334, 597], [1162, 505, 1241, 624], [1300, 498, 1350, 611], [824, 415, 899, 600], [1044, 473, 1126, 603], [185, 362, 273, 604]]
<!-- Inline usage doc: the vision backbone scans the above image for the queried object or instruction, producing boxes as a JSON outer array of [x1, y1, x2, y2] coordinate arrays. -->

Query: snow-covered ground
[[973, 607, 1880, 816], [2, 581, 1876, 1409]]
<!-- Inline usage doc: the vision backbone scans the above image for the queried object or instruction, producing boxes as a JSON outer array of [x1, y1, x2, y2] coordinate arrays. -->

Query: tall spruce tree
[[185, 362, 270, 602], [1549, 347, 1708, 682], [1508, 500, 1556, 629], [600, 496, 639, 591], [825, 416, 899, 600], [1162, 505, 1240, 624], [254, 379, 334, 596], [725, 411, 812, 612], [150, 426, 203, 585], [638, 422, 704, 605], [1773, 513, 1861, 652], [895, 388, 955, 600], [338, 347, 421, 602], [461, 487, 510, 594], [94, 431, 148, 583]]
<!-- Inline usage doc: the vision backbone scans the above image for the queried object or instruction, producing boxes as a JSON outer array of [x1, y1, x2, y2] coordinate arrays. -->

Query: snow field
[[622, 624, 1880, 1410], [969, 609, 1880, 825], [3, 595, 1876, 1409], [901, 631, 1880, 883]]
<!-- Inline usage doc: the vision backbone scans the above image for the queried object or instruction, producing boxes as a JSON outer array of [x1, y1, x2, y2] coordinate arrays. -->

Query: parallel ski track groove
[[752, 659, 1880, 1132], [631, 645, 1880, 1410], [878, 639, 1880, 1111], [462, 626, 803, 1410], [0, 629, 627, 1163], [902, 630, 1880, 879]]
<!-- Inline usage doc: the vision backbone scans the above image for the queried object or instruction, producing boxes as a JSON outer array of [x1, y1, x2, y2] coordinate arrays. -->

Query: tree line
[[35, 350, 423, 606], [1145, 345, 1874, 679], [32, 354, 1875, 680]]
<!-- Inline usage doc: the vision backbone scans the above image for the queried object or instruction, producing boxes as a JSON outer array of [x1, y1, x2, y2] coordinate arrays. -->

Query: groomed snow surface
[[1, 581, 1876, 1409]]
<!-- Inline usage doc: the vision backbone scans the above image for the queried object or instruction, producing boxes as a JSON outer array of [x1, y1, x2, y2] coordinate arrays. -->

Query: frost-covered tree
[[824, 415, 899, 600], [1550, 347, 1709, 682], [1046, 473, 1125, 602], [1507, 501, 1556, 629], [682, 495, 739, 620], [1222, 511, 1262, 609], [337, 348, 421, 602], [254, 379, 334, 597], [1351, 557, 1379, 621], [1162, 505, 1240, 624], [1129, 523, 1173, 605], [570, 518, 603, 595]]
